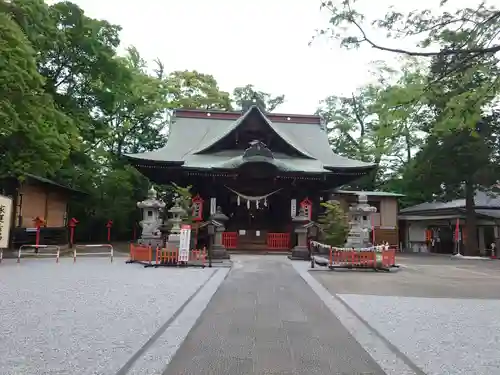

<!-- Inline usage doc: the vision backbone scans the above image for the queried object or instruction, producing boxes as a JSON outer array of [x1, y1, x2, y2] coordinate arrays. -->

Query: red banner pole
[[371, 215, 375, 244], [106, 220, 113, 243], [35, 225, 40, 247]]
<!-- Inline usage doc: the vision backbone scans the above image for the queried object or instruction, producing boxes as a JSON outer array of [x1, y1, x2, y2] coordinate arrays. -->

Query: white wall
[[406, 222, 429, 253]]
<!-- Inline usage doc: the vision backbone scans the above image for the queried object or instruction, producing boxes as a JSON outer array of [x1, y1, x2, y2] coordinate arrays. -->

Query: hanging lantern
[[264, 197, 268, 207], [247, 200, 250, 209], [191, 195, 204, 221], [237, 195, 241, 206], [300, 197, 312, 220], [256, 200, 260, 209]]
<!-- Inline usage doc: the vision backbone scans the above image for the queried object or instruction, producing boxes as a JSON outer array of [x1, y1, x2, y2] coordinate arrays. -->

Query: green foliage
[[165, 70, 233, 111], [0, 0, 245, 241], [0, 202, 5, 243], [316, 1, 500, 254], [318, 1, 500, 57], [317, 61, 427, 190], [0, 11, 77, 178], [233, 84, 285, 112], [171, 183, 194, 224], [317, 200, 350, 247]]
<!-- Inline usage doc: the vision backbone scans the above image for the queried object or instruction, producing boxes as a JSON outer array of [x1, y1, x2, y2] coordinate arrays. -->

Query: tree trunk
[[464, 180, 478, 256], [404, 126, 412, 164]]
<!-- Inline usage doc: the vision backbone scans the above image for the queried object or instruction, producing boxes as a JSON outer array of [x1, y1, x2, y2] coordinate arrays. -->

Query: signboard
[[210, 197, 217, 215], [178, 224, 191, 262], [0, 195, 13, 249], [290, 199, 297, 218]]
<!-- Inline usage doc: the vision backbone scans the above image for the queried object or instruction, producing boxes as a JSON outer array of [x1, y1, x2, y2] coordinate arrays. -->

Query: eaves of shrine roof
[[400, 190, 500, 214], [173, 151, 335, 173], [125, 106, 374, 171]]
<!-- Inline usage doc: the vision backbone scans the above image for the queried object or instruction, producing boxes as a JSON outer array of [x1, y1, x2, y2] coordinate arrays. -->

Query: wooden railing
[[267, 233, 290, 250], [222, 232, 238, 249]]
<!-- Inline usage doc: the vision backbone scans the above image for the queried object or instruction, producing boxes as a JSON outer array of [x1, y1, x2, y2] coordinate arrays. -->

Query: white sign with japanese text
[[0, 195, 13, 249], [178, 224, 191, 262], [290, 199, 297, 217]]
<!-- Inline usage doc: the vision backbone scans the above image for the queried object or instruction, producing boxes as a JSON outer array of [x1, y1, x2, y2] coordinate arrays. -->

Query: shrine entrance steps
[[163, 255, 385, 375]]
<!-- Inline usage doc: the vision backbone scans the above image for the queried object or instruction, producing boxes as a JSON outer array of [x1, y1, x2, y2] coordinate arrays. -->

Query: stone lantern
[[291, 206, 311, 260], [137, 186, 165, 247], [345, 193, 377, 248], [166, 194, 186, 250], [209, 206, 230, 259]]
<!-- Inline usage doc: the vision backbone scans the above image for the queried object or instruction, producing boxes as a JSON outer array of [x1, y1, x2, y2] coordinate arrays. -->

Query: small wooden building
[[0, 174, 78, 247], [126, 106, 375, 251], [399, 190, 500, 254]]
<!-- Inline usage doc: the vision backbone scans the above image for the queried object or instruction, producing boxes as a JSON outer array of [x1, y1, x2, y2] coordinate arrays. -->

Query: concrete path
[[164, 255, 385, 375]]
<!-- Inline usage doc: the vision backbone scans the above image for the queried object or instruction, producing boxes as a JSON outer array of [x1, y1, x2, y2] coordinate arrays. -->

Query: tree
[[0, 12, 77, 178], [0, 0, 313, 243], [233, 84, 285, 112], [317, 200, 350, 246], [318, 0, 500, 57], [165, 70, 233, 111], [94, 47, 170, 157], [318, 1, 500, 109], [406, 52, 500, 255], [316, 62, 426, 190]]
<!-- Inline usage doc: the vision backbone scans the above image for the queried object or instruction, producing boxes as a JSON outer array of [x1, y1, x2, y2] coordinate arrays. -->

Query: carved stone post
[[209, 206, 230, 259], [291, 207, 310, 260]]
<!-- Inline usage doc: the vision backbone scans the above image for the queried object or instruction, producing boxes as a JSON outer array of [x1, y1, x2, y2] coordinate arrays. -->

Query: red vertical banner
[[454, 218, 460, 242], [68, 217, 78, 248], [106, 220, 113, 243], [33, 216, 45, 248], [371, 214, 375, 244]]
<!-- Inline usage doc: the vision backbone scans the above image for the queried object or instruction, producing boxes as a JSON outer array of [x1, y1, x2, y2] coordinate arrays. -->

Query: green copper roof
[[192, 106, 315, 159], [126, 106, 374, 173]]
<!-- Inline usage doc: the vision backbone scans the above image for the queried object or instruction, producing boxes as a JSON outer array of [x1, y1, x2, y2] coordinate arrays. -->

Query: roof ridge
[[190, 105, 316, 159]]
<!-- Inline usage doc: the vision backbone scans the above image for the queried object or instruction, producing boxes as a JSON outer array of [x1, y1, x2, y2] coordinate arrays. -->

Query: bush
[[317, 200, 349, 247]]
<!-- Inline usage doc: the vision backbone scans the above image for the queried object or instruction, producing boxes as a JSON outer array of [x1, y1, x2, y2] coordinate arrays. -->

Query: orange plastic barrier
[[156, 248, 179, 264], [329, 246, 396, 270], [127, 244, 207, 268], [155, 247, 207, 267], [128, 243, 153, 264]]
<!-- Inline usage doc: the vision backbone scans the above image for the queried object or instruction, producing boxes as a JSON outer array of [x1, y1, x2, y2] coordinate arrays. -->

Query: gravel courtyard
[[0, 258, 217, 375], [309, 255, 500, 375]]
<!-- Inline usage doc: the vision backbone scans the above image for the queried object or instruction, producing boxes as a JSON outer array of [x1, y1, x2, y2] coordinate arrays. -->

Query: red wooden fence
[[222, 232, 238, 249], [267, 233, 290, 250]]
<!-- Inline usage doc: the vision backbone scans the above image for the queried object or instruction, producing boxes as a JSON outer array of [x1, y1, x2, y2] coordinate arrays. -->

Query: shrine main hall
[[126, 105, 374, 253]]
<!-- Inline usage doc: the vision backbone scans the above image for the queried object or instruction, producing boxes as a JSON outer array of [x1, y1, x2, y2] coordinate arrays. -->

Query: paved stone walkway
[[164, 255, 385, 375]]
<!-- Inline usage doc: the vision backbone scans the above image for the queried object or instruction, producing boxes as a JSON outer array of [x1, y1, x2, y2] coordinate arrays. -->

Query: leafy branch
[[318, 0, 500, 57]]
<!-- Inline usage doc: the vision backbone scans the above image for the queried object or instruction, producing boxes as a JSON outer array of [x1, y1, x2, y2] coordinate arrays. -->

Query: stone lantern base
[[166, 233, 181, 251], [211, 244, 230, 260], [290, 246, 310, 260], [138, 236, 163, 249]]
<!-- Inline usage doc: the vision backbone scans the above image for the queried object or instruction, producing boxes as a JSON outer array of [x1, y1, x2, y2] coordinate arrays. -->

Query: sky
[[71, 0, 477, 114]]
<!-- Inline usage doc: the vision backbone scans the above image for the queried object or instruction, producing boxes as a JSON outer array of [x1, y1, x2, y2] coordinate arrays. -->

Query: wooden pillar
[[478, 226, 486, 255], [44, 187, 49, 227]]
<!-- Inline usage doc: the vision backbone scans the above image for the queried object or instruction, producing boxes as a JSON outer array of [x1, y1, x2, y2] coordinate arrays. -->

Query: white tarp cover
[[0, 194, 13, 249]]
